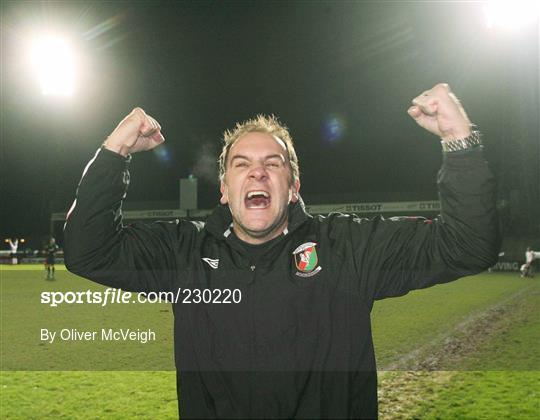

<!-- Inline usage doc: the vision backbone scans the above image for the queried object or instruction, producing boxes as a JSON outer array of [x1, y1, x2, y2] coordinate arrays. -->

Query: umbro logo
[[202, 258, 219, 269]]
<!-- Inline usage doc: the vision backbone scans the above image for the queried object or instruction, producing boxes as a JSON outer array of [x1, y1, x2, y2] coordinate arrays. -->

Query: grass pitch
[[1, 266, 538, 418]]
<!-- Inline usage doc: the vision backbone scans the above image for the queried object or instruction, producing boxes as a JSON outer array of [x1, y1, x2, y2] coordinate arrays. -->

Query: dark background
[[1, 1, 538, 248]]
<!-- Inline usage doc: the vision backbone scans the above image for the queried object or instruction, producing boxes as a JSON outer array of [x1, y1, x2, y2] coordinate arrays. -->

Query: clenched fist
[[103, 108, 165, 157], [408, 83, 472, 142]]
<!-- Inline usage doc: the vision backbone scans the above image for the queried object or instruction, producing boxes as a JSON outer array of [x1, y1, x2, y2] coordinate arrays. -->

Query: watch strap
[[441, 131, 482, 152]]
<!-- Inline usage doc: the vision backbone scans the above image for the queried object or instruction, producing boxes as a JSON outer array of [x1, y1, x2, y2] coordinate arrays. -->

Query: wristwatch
[[441, 131, 482, 152]]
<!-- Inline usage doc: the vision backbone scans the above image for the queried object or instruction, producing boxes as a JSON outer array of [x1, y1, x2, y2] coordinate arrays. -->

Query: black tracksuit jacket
[[64, 146, 499, 419]]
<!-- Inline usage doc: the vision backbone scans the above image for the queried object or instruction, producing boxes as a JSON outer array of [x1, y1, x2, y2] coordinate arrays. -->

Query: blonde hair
[[218, 114, 300, 183]]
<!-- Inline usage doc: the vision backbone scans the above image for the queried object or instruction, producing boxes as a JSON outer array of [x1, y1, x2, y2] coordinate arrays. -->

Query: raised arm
[[64, 108, 191, 293], [350, 84, 500, 302]]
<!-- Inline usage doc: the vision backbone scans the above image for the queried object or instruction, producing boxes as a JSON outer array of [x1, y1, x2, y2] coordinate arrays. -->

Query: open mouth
[[245, 190, 271, 209]]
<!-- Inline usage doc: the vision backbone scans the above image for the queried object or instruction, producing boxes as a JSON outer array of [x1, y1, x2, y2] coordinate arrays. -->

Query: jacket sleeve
[[348, 147, 500, 302], [64, 147, 194, 293]]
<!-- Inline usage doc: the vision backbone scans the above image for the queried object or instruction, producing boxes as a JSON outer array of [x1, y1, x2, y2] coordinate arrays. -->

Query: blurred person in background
[[7, 238, 19, 265], [44, 237, 59, 280], [521, 247, 536, 278]]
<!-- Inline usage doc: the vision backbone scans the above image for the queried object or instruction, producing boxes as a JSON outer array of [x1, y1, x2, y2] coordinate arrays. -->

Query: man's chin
[[243, 223, 277, 238], [235, 218, 286, 241], [232, 206, 289, 242]]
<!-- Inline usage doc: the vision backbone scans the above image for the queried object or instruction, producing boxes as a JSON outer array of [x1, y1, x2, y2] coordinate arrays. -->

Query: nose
[[248, 162, 268, 181]]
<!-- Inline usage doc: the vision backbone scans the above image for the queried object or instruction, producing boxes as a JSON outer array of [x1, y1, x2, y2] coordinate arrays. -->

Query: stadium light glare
[[483, 0, 540, 30], [30, 36, 76, 96]]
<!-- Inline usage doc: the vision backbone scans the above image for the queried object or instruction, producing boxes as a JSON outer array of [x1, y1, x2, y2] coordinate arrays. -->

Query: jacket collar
[[205, 196, 311, 241]]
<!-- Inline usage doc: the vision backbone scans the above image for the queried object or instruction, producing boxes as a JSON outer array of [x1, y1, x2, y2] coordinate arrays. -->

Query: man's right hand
[[103, 107, 165, 157]]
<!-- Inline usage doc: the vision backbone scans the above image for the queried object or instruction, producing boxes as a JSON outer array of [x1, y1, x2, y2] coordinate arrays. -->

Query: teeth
[[247, 191, 269, 199]]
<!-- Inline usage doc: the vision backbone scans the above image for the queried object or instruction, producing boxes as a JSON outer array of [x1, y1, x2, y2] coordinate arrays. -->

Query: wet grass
[[414, 371, 539, 419], [378, 279, 540, 419], [0, 371, 178, 419]]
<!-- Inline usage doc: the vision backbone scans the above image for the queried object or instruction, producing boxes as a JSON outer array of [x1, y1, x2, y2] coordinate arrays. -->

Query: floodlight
[[483, 0, 540, 30], [30, 36, 76, 96]]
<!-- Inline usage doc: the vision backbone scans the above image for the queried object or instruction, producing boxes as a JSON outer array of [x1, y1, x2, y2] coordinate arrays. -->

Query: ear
[[220, 181, 228, 205], [290, 179, 301, 203]]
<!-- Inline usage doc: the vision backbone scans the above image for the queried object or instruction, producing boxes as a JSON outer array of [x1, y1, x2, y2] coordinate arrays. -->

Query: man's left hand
[[408, 83, 472, 141]]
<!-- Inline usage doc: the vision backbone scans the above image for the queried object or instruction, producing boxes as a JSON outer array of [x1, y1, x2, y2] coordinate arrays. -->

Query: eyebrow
[[230, 154, 285, 163]]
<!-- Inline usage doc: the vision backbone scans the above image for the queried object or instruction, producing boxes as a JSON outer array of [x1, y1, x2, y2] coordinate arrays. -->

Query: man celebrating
[[7, 238, 19, 265], [64, 83, 499, 419]]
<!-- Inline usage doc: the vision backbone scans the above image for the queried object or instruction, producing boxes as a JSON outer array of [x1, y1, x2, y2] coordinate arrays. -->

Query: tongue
[[247, 197, 269, 208]]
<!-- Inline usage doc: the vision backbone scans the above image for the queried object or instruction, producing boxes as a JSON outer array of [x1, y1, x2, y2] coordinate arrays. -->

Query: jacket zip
[[248, 262, 256, 417]]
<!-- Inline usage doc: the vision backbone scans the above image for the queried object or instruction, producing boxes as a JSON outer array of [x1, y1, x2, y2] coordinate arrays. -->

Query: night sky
[[1, 1, 539, 245]]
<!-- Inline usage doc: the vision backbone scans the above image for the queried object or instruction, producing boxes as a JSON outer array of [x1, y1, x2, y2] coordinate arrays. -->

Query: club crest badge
[[293, 242, 322, 277]]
